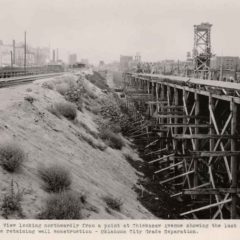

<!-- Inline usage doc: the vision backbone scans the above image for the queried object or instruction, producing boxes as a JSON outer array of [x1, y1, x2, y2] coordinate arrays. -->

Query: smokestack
[[56, 48, 59, 61], [52, 50, 55, 62]]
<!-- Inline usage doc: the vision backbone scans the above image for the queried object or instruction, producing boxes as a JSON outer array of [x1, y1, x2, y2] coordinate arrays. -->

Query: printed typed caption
[[0, 221, 238, 236]]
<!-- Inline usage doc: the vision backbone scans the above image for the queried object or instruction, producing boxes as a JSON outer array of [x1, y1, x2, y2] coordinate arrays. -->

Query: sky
[[0, 0, 240, 64]]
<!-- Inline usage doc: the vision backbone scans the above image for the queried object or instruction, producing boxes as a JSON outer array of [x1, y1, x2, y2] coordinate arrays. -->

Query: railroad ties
[[123, 72, 240, 219]]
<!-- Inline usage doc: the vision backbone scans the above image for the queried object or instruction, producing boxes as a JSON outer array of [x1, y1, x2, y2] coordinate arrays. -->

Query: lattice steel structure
[[193, 22, 212, 79]]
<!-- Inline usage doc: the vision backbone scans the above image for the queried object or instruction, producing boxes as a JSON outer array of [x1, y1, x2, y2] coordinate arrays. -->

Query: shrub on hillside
[[38, 191, 83, 219], [55, 77, 77, 95], [85, 71, 109, 90], [56, 83, 71, 95], [64, 88, 84, 111], [90, 107, 100, 115], [102, 196, 123, 212], [42, 82, 54, 90], [54, 102, 77, 120], [47, 105, 62, 119], [38, 165, 72, 193], [0, 141, 25, 172], [99, 129, 125, 150], [1, 180, 24, 218], [78, 132, 107, 151], [77, 121, 99, 139], [24, 95, 35, 104]]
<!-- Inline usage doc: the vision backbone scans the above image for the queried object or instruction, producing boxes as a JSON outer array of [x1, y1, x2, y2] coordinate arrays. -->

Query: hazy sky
[[0, 0, 240, 64]]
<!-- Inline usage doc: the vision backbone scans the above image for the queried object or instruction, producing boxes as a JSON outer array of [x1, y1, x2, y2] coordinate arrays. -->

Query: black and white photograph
[[0, 0, 240, 238]]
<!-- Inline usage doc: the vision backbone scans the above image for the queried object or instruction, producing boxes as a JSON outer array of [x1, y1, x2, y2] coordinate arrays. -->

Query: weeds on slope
[[38, 191, 84, 219], [54, 102, 77, 120], [0, 141, 25, 172], [99, 128, 125, 150], [1, 180, 25, 219], [38, 165, 72, 193], [102, 195, 123, 212]]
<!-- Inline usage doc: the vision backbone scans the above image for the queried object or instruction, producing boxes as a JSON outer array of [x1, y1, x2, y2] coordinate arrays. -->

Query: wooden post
[[230, 99, 237, 219], [160, 85, 165, 124], [182, 88, 187, 137], [194, 91, 199, 188], [209, 94, 215, 153], [174, 87, 179, 134], [156, 83, 159, 112]]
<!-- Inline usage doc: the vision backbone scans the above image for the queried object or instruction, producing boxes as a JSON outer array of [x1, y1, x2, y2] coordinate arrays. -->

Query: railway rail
[[0, 72, 64, 88]]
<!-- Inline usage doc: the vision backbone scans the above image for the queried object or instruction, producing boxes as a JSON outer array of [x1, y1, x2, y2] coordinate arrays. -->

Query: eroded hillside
[[0, 72, 154, 219]]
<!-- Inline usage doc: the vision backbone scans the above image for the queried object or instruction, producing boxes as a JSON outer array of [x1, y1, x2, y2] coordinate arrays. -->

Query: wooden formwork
[[123, 72, 240, 219]]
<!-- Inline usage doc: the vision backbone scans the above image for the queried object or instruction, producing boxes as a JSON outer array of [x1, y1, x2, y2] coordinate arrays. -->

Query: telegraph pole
[[10, 51, 13, 68], [24, 31, 27, 72], [12, 40, 15, 65]]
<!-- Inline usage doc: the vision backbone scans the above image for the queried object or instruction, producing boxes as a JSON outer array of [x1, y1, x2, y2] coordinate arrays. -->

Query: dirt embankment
[[0, 72, 154, 219]]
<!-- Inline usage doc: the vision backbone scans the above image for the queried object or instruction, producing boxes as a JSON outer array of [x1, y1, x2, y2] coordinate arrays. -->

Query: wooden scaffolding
[[124, 72, 240, 219]]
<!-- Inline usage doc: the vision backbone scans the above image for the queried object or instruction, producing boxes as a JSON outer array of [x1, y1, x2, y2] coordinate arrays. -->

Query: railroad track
[[0, 72, 64, 88]]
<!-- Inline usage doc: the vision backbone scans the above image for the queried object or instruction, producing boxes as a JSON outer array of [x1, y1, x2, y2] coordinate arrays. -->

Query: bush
[[55, 77, 77, 95], [91, 107, 100, 115], [56, 83, 72, 95], [38, 165, 72, 193], [54, 102, 77, 120], [0, 142, 25, 172], [100, 129, 125, 150], [38, 191, 83, 219], [26, 88, 32, 92], [47, 105, 62, 119], [42, 82, 54, 90], [64, 89, 84, 111], [24, 95, 35, 104], [1, 180, 24, 218], [102, 196, 123, 212], [78, 132, 107, 151], [77, 121, 99, 139]]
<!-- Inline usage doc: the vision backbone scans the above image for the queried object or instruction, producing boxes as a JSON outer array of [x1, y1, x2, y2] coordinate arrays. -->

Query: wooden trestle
[[124, 72, 240, 219]]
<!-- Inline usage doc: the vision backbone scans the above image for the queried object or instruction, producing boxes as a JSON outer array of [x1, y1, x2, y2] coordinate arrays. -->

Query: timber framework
[[124, 72, 240, 219]]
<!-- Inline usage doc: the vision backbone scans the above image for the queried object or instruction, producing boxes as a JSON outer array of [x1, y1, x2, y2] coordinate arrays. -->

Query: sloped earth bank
[[104, 73, 187, 219], [0, 73, 155, 219]]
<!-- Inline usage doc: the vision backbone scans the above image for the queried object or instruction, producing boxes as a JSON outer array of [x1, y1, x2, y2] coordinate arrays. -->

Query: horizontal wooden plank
[[146, 100, 168, 103], [157, 124, 211, 128], [172, 134, 240, 139], [170, 182, 211, 198], [155, 114, 203, 119], [144, 147, 167, 156], [157, 111, 185, 115], [158, 105, 184, 109], [190, 151, 240, 157], [148, 153, 175, 164], [154, 161, 183, 174], [183, 188, 240, 195], [180, 198, 232, 216], [160, 171, 195, 184]]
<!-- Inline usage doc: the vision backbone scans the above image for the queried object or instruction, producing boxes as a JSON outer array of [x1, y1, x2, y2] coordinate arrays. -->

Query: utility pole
[[10, 51, 13, 68], [12, 40, 15, 65], [219, 57, 223, 81], [24, 31, 27, 71]]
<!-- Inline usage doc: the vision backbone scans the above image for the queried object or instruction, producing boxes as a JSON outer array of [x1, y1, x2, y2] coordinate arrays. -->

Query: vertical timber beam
[[230, 99, 237, 219], [194, 91, 199, 188], [174, 87, 179, 134]]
